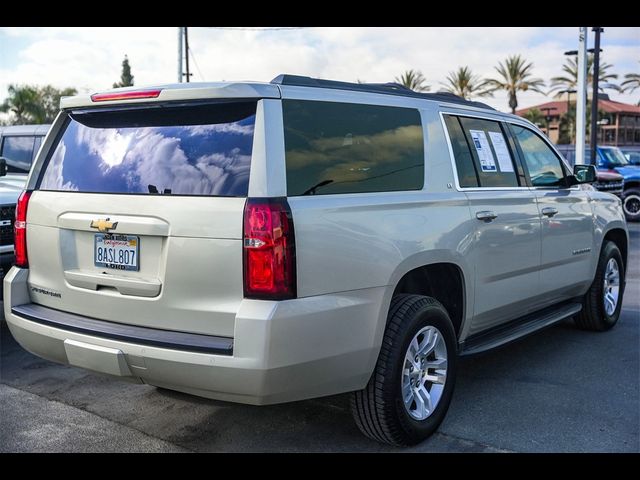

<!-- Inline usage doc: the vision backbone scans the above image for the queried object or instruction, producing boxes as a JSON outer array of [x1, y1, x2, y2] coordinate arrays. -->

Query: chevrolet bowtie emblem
[[90, 218, 118, 233]]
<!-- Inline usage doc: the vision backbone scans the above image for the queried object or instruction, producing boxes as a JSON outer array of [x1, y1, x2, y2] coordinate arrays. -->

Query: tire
[[350, 294, 457, 446], [622, 189, 640, 222], [575, 241, 625, 331]]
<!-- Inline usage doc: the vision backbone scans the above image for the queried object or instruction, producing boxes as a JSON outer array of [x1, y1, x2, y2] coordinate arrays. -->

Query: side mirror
[[0, 158, 7, 177], [569, 164, 596, 185]]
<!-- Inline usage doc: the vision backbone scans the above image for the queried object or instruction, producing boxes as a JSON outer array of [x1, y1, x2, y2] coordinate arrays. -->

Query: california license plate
[[94, 234, 139, 271]]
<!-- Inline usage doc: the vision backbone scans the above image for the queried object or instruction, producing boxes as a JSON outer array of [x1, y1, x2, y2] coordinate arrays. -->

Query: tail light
[[243, 198, 296, 300], [91, 89, 162, 102], [15, 190, 32, 268]]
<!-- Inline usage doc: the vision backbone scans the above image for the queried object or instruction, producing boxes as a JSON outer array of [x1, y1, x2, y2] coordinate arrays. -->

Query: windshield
[[599, 147, 629, 167], [38, 101, 257, 196]]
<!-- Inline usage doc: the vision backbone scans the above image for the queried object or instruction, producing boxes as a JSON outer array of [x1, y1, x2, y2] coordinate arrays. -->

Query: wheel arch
[[602, 227, 628, 271], [386, 255, 470, 340]]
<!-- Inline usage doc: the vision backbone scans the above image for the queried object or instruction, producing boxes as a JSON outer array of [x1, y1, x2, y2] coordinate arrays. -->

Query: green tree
[[394, 69, 430, 92], [485, 55, 546, 114], [1, 84, 77, 124], [38, 85, 77, 122], [113, 55, 134, 88], [441, 66, 491, 100], [549, 54, 619, 96], [522, 107, 545, 127], [621, 62, 640, 104], [0, 84, 43, 124]]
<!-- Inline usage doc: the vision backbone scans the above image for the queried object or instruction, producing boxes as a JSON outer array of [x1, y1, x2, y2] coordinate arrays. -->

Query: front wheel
[[622, 189, 640, 222], [350, 294, 457, 446], [575, 241, 625, 331]]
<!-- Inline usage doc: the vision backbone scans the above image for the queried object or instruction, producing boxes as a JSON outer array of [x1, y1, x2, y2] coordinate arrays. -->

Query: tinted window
[[1, 135, 35, 173], [39, 102, 257, 196], [283, 100, 424, 196], [511, 125, 566, 187], [443, 115, 478, 187], [458, 117, 519, 188]]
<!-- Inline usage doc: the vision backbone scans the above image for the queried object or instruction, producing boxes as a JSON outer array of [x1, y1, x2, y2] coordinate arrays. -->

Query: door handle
[[476, 211, 498, 222], [541, 207, 559, 217]]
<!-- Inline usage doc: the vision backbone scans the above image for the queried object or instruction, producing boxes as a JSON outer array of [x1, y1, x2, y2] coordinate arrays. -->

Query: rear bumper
[[4, 267, 388, 405]]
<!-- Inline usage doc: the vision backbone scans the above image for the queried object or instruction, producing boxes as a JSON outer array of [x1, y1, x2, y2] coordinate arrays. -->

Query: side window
[[282, 100, 424, 196], [510, 125, 566, 187], [1, 135, 35, 173], [458, 117, 520, 188], [443, 115, 478, 187]]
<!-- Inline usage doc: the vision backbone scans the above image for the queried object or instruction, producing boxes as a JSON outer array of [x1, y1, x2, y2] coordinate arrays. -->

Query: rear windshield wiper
[[301, 180, 333, 196]]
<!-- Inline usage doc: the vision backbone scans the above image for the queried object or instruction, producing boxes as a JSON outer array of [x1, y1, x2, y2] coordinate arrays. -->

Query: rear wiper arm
[[301, 179, 333, 196]]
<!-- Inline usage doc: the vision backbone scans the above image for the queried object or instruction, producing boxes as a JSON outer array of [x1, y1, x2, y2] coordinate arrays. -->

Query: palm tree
[[485, 55, 546, 114], [621, 63, 640, 104], [441, 66, 491, 100], [549, 54, 619, 96], [0, 84, 44, 124], [522, 107, 545, 127], [622, 72, 640, 93], [395, 69, 430, 92]]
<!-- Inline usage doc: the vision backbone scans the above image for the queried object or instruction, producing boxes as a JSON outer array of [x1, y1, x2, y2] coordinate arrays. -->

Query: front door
[[509, 123, 595, 304]]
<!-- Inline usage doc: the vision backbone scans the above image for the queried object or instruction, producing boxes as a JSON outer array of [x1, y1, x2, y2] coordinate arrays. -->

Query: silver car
[[3, 75, 628, 446]]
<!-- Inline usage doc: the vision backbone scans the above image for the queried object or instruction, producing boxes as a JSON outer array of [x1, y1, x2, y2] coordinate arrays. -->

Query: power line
[[204, 27, 310, 31], [188, 46, 205, 82]]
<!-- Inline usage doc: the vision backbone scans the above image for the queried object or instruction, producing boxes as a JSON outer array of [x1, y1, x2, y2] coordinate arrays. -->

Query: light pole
[[540, 107, 557, 138], [590, 27, 603, 165], [560, 88, 577, 142]]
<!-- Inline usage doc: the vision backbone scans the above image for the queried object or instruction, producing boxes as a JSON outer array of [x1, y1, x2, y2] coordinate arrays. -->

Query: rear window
[[283, 100, 424, 196], [38, 102, 257, 196]]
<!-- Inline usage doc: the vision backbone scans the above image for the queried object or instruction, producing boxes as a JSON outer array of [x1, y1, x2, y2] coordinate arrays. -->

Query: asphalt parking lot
[[1, 224, 638, 452]]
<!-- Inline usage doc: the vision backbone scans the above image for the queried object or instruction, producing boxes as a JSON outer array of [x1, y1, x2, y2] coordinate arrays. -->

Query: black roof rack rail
[[270, 74, 495, 111]]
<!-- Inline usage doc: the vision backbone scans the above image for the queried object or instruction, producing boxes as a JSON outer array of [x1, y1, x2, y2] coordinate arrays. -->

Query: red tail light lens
[[243, 198, 296, 300], [15, 190, 32, 268], [91, 89, 162, 102]]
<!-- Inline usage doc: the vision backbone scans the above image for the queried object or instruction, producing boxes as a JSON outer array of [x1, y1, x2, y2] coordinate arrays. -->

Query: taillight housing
[[243, 198, 296, 300], [15, 190, 32, 268], [90, 89, 162, 102]]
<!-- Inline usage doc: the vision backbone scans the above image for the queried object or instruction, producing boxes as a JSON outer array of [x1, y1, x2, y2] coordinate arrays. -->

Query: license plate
[[94, 234, 139, 271]]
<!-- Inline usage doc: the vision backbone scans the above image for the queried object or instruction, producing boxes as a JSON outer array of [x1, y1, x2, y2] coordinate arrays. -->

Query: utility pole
[[575, 27, 588, 165], [184, 27, 191, 83], [177, 27, 183, 83], [590, 27, 603, 166]]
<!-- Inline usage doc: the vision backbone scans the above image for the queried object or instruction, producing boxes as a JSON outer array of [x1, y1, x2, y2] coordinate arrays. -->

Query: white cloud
[[1, 26, 638, 116]]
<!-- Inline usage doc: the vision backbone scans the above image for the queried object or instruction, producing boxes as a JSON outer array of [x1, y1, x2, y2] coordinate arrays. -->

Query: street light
[[560, 88, 577, 143], [540, 106, 557, 138]]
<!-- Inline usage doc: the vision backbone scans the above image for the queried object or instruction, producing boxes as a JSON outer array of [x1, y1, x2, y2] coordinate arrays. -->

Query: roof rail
[[270, 74, 495, 110]]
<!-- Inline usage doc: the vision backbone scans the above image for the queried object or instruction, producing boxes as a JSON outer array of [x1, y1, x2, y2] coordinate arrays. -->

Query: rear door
[[508, 123, 595, 303], [443, 114, 542, 335], [25, 100, 259, 337]]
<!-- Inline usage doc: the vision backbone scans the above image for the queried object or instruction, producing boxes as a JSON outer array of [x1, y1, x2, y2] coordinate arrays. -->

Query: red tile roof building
[[516, 95, 640, 146]]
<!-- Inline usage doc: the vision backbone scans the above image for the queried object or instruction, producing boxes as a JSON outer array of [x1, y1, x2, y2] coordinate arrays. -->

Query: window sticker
[[469, 130, 496, 172], [488, 131, 515, 173]]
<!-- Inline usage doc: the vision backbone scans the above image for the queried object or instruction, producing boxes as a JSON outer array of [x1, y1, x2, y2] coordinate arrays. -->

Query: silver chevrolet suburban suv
[[3, 75, 628, 446]]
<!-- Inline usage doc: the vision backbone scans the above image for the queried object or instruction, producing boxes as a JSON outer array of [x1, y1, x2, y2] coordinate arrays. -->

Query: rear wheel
[[622, 189, 640, 222], [575, 241, 625, 331], [350, 294, 457, 446]]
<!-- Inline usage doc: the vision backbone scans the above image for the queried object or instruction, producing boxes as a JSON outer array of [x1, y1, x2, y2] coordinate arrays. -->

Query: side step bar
[[460, 301, 583, 356]]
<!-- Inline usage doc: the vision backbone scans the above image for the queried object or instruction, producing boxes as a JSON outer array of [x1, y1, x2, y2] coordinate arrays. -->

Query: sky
[[1, 27, 638, 115]]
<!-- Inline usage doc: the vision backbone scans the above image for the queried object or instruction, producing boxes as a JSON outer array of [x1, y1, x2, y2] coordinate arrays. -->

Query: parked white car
[[3, 77, 628, 445]]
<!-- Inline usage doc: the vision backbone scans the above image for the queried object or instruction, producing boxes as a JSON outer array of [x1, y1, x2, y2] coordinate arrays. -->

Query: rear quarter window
[[283, 100, 424, 196], [38, 101, 257, 196]]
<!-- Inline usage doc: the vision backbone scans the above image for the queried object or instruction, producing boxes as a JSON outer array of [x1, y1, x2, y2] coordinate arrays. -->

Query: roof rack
[[270, 74, 495, 111]]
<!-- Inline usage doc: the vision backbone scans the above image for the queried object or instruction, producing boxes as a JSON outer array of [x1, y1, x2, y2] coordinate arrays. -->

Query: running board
[[460, 301, 583, 356]]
